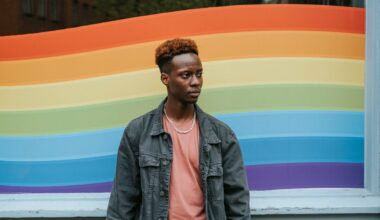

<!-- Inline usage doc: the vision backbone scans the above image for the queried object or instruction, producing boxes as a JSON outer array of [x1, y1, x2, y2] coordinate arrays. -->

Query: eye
[[196, 71, 203, 78], [181, 72, 191, 79]]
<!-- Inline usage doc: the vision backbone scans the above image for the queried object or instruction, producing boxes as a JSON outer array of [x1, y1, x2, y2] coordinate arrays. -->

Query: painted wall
[[0, 4, 365, 217]]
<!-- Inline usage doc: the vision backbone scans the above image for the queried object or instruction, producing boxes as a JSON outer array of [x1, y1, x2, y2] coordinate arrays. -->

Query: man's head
[[155, 38, 203, 105]]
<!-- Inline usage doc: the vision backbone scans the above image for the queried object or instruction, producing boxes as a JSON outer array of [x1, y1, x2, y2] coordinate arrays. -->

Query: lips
[[188, 90, 201, 96]]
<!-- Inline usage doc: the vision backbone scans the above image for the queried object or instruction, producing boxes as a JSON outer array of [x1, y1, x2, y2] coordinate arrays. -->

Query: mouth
[[188, 90, 201, 97]]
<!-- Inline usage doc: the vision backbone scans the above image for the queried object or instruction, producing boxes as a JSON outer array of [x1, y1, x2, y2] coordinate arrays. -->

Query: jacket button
[[163, 134, 167, 139], [159, 191, 165, 196], [162, 160, 168, 165]]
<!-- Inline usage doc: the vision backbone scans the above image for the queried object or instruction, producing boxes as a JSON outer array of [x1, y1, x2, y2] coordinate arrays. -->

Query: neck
[[164, 97, 195, 122]]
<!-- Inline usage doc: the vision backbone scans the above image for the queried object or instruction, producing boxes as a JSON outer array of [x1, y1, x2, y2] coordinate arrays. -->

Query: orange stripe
[[0, 5, 364, 61], [0, 31, 364, 86]]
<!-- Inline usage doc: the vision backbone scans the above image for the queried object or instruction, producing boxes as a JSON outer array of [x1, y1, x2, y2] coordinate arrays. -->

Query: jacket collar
[[150, 98, 221, 145], [150, 99, 166, 136]]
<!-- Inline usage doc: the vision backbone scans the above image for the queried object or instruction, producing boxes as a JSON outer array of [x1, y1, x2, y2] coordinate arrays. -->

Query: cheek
[[168, 81, 182, 93]]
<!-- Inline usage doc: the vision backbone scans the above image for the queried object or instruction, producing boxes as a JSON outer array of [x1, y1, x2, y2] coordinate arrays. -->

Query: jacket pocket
[[207, 163, 223, 201], [139, 155, 160, 167], [139, 154, 160, 192]]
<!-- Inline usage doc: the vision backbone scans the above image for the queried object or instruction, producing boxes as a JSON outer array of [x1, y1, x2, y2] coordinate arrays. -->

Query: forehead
[[170, 53, 202, 70]]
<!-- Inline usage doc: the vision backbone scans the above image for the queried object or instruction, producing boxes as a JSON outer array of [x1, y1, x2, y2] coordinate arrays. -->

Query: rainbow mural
[[0, 5, 364, 193]]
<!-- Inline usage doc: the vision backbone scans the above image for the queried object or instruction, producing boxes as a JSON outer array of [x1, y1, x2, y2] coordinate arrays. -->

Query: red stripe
[[0, 5, 364, 61]]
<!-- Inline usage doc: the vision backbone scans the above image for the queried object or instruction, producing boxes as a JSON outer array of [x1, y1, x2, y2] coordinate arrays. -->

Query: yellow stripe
[[0, 31, 364, 86], [0, 58, 363, 111]]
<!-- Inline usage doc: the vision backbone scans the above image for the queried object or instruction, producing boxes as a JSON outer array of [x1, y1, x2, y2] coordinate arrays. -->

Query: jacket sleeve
[[223, 129, 251, 220], [107, 125, 141, 220]]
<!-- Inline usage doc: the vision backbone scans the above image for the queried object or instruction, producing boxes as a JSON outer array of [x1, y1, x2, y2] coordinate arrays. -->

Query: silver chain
[[163, 107, 196, 134]]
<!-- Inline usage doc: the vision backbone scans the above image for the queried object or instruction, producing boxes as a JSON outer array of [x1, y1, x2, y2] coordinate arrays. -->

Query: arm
[[223, 129, 250, 220], [107, 125, 141, 220]]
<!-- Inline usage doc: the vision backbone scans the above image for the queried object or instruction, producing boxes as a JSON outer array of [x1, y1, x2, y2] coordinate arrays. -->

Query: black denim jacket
[[107, 100, 250, 220]]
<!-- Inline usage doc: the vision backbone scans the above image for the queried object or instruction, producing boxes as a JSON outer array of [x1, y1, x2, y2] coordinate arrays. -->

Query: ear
[[161, 73, 169, 86]]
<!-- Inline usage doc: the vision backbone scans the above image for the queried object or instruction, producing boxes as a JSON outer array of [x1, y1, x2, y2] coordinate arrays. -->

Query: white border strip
[[251, 189, 380, 215], [0, 189, 380, 217], [0, 193, 108, 218], [364, 0, 380, 197]]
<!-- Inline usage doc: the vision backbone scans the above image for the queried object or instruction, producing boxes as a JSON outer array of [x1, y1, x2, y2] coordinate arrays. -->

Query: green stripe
[[200, 84, 363, 113], [0, 84, 363, 136]]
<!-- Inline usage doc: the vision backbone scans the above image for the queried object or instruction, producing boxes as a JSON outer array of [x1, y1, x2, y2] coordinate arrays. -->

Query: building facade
[[0, 0, 98, 36]]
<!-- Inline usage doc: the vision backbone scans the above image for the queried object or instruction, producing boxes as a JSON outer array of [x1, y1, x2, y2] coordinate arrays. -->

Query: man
[[107, 38, 250, 219]]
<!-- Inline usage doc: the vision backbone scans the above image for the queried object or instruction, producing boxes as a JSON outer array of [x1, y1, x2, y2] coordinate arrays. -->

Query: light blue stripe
[[0, 155, 116, 186], [217, 110, 363, 138], [241, 136, 364, 165], [0, 111, 363, 161], [0, 127, 123, 161]]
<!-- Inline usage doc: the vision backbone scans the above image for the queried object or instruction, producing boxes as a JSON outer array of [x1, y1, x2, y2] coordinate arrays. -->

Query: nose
[[190, 74, 201, 86]]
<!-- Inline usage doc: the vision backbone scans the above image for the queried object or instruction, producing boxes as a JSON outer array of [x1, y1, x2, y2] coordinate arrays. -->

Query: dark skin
[[160, 53, 203, 127]]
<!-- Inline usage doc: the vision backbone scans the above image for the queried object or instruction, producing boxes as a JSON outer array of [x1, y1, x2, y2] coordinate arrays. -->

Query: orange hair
[[155, 38, 198, 73]]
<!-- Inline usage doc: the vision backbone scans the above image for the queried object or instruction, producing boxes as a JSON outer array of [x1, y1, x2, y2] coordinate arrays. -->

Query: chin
[[186, 100, 197, 105], [184, 98, 198, 105]]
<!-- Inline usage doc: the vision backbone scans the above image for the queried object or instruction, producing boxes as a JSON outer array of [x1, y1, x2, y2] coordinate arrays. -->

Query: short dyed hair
[[155, 38, 199, 73]]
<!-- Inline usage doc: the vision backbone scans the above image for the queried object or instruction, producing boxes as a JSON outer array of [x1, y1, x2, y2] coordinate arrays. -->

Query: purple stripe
[[0, 182, 112, 193], [246, 163, 364, 190], [0, 163, 363, 193]]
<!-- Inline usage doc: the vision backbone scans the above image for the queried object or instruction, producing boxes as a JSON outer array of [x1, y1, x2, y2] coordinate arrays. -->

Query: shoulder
[[201, 111, 236, 137], [123, 108, 157, 141], [127, 109, 155, 129]]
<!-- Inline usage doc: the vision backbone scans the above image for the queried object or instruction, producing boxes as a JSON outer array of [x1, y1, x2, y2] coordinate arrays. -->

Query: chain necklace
[[163, 107, 196, 134]]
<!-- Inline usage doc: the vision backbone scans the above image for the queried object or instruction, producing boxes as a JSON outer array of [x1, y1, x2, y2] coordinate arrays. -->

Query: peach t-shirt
[[163, 116, 205, 220]]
